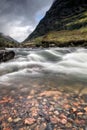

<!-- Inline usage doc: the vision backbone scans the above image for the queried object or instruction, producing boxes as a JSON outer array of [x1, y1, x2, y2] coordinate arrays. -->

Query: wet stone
[[50, 101, 55, 105], [39, 123, 46, 130], [65, 122, 72, 128], [13, 117, 21, 123], [60, 118, 67, 125], [45, 123, 54, 130], [43, 99, 48, 102], [24, 118, 36, 125], [0, 89, 87, 130], [45, 115, 50, 122], [82, 95, 87, 102], [54, 111, 59, 116], [49, 106, 54, 112], [8, 117, 13, 123], [67, 113, 76, 120], [38, 105, 43, 109], [38, 111, 46, 117], [50, 116, 59, 124]]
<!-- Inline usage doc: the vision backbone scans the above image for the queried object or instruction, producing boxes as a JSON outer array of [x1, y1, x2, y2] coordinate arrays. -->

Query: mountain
[[0, 33, 19, 48], [24, 0, 87, 47]]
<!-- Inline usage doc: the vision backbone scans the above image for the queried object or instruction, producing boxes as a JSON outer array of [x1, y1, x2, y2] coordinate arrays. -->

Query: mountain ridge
[[0, 33, 19, 48], [24, 0, 87, 47]]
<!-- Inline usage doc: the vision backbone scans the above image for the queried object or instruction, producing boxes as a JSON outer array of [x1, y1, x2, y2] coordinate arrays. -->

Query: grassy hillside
[[42, 28, 87, 47], [23, 10, 87, 47]]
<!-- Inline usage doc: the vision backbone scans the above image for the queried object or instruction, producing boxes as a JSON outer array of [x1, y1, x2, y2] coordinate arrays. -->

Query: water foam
[[0, 47, 87, 83]]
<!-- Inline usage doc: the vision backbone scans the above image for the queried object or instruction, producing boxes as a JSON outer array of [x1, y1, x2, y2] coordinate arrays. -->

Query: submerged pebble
[[0, 89, 87, 130]]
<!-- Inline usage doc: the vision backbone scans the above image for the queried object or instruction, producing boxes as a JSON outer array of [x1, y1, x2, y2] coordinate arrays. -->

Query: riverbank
[[22, 28, 87, 48]]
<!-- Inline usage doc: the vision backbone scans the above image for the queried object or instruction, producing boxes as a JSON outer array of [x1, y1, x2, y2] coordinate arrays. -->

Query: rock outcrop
[[0, 50, 15, 62]]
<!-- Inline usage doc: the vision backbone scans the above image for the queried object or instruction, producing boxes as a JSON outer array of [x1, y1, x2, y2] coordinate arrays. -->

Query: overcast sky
[[0, 0, 53, 42]]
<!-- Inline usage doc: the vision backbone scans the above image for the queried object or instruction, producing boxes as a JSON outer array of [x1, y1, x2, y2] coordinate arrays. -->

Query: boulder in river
[[0, 50, 15, 62]]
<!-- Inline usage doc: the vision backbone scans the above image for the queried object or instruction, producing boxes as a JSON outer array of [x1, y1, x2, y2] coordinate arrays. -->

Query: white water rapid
[[0, 47, 87, 85]]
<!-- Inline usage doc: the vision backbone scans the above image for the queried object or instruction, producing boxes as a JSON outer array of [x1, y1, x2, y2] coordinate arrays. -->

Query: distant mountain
[[0, 33, 19, 48], [24, 0, 87, 47]]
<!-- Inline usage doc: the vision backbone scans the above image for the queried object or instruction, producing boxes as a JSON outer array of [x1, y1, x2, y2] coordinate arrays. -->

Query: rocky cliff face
[[25, 0, 87, 42]]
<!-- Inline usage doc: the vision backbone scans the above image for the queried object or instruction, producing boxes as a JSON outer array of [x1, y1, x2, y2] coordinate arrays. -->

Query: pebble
[[54, 111, 59, 115], [50, 116, 59, 124], [60, 118, 67, 125], [8, 117, 13, 123], [24, 118, 36, 125], [50, 101, 55, 105], [45, 123, 54, 130], [49, 106, 54, 111], [84, 107, 87, 112], [40, 123, 46, 130], [59, 114, 67, 119], [65, 122, 72, 128], [13, 117, 21, 123], [42, 101, 46, 105], [0, 89, 87, 130], [67, 113, 76, 120], [34, 125, 39, 130], [43, 99, 47, 102], [77, 112, 83, 115]]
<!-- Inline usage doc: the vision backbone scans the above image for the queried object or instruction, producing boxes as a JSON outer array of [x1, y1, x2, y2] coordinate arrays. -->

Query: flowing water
[[0, 47, 87, 95]]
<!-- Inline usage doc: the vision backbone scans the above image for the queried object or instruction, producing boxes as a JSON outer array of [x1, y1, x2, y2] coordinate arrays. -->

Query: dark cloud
[[0, 0, 53, 42]]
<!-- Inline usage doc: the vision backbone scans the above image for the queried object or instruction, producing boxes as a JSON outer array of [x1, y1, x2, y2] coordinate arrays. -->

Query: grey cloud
[[0, 0, 53, 41]]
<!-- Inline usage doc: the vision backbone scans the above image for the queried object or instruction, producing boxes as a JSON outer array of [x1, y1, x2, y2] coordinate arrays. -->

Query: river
[[0, 47, 87, 129], [0, 47, 87, 95]]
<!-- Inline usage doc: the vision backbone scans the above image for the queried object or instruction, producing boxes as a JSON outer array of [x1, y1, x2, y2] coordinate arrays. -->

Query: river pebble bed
[[0, 88, 87, 130]]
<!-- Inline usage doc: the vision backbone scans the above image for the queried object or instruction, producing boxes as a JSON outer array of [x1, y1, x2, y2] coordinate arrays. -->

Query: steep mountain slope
[[0, 33, 19, 48], [24, 0, 87, 47]]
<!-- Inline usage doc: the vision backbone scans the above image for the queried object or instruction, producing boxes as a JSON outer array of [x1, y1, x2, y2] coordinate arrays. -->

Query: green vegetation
[[42, 11, 87, 46], [23, 10, 87, 47], [42, 27, 87, 46], [0, 35, 18, 48], [22, 37, 43, 47], [65, 11, 87, 30], [23, 27, 87, 47]]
